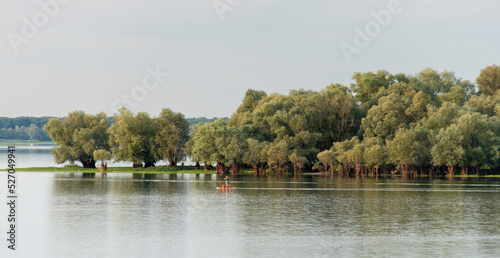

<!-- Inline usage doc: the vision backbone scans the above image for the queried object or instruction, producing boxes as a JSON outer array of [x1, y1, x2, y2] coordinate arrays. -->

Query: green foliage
[[154, 108, 190, 166], [431, 124, 464, 171], [93, 149, 112, 161], [406, 91, 433, 123], [362, 93, 411, 139], [317, 149, 337, 173], [108, 108, 157, 167], [44, 111, 109, 168], [187, 119, 246, 171], [93, 149, 112, 172], [464, 93, 500, 117], [350, 70, 398, 111], [37, 66, 500, 176], [476, 64, 500, 96], [386, 127, 432, 173]]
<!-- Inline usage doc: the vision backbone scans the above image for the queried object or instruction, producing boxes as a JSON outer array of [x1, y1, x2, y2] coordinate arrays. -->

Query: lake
[[2, 146, 500, 257], [1, 172, 500, 257], [0, 145, 173, 168]]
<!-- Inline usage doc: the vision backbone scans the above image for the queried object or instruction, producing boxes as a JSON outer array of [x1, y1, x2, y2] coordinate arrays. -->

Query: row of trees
[[187, 65, 500, 176], [44, 108, 189, 169], [0, 124, 51, 141], [45, 65, 500, 176], [0, 115, 223, 141]]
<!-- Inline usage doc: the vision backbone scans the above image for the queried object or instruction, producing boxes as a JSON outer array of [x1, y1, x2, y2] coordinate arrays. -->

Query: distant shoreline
[[0, 140, 54, 146]]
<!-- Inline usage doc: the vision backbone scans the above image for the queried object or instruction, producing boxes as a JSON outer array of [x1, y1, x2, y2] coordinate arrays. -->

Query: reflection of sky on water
[[1, 173, 500, 257]]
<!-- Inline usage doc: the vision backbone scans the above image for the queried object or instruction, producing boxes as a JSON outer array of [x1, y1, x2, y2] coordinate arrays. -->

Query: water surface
[[1, 173, 500, 257]]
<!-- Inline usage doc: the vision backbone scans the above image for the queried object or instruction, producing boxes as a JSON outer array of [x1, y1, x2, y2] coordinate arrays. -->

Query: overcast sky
[[1, 0, 499, 118]]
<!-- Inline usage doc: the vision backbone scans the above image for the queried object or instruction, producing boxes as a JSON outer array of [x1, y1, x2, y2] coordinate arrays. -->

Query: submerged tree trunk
[[259, 163, 267, 175], [230, 160, 240, 174], [354, 163, 361, 178], [253, 164, 259, 175], [447, 166, 454, 177], [216, 162, 228, 174], [461, 165, 468, 176]]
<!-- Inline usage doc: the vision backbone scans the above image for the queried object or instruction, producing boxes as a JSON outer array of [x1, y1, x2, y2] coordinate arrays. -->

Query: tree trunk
[[253, 164, 258, 175], [216, 162, 228, 174], [447, 166, 454, 177], [259, 163, 267, 175], [461, 165, 468, 176], [169, 160, 176, 167], [144, 161, 155, 168], [195, 162, 200, 170], [355, 163, 361, 178], [100, 160, 107, 172], [231, 160, 240, 174], [80, 159, 96, 169]]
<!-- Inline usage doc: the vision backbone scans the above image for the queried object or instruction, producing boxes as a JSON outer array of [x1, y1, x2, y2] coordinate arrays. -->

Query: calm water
[[1, 146, 500, 257], [0, 145, 172, 168], [0, 172, 500, 258]]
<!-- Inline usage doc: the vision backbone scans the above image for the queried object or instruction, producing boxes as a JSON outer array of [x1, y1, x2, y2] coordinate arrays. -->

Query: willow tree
[[93, 149, 112, 172], [464, 93, 500, 117], [431, 124, 464, 176], [405, 91, 433, 123], [362, 93, 411, 140], [350, 70, 398, 112], [476, 64, 500, 96], [44, 111, 110, 168], [289, 151, 308, 174], [410, 68, 475, 103], [267, 140, 289, 173], [108, 108, 157, 168], [386, 127, 431, 176], [187, 119, 246, 174], [154, 108, 190, 167], [363, 137, 386, 177], [186, 122, 216, 170], [455, 112, 499, 175], [347, 141, 364, 177], [317, 149, 337, 175], [243, 139, 269, 174]]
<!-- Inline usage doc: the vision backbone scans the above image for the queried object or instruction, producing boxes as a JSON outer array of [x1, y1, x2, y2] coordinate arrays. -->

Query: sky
[[1, 0, 499, 118]]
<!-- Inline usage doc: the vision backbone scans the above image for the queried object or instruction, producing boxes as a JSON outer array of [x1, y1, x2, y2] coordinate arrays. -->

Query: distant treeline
[[0, 116, 228, 141], [0, 117, 54, 141]]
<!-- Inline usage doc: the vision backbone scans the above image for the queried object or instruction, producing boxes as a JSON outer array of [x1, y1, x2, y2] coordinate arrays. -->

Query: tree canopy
[[44, 65, 500, 176], [44, 111, 109, 168]]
